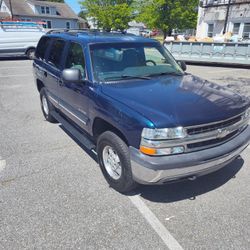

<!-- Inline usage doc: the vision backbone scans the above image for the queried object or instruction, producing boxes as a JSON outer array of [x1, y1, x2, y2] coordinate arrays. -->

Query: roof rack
[[47, 28, 100, 34], [0, 20, 44, 30], [46, 28, 128, 35]]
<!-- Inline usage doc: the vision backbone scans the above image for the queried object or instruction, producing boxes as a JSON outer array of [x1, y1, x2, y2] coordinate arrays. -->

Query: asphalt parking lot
[[0, 59, 250, 250]]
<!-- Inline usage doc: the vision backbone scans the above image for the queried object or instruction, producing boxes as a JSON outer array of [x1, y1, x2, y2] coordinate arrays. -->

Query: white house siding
[[196, 1, 250, 39], [18, 16, 78, 29], [0, 1, 10, 15]]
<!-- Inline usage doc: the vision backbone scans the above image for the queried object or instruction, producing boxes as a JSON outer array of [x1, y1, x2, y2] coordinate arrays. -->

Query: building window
[[42, 20, 52, 29], [233, 23, 240, 35], [21, 18, 32, 22], [243, 23, 250, 39], [41, 6, 45, 14], [46, 7, 50, 14], [66, 21, 71, 29], [207, 24, 214, 37]]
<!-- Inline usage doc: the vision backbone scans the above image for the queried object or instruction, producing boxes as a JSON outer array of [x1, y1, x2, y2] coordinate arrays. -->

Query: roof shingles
[[4, 0, 78, 19]]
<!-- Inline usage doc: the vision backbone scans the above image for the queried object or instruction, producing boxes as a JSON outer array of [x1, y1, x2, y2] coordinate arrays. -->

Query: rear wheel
[[26, 48, 35, 60], [97, 131, 137, 193], [40, 88, 57, 123]]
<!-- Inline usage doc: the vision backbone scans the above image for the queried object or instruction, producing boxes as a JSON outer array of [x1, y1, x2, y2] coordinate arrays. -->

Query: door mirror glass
[[178, 61, 187, 71], [62, 68, 82, 82]]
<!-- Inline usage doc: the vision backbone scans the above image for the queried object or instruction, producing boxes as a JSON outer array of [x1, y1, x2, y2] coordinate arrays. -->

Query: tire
[[40, 88, 57, 123], [97, 131, 137, 193], [26, 48, 35, 60]]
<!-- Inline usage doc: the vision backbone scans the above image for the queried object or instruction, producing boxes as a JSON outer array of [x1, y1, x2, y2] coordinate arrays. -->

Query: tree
[[80, 0, 133, 31], [137, 0, 198, 38]]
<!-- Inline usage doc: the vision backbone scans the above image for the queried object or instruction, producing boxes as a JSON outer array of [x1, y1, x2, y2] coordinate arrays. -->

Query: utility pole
[[223, 0, 232, 34], [9, 0, 13, 20]]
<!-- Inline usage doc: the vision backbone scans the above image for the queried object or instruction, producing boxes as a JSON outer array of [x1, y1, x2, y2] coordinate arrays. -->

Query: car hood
[[101, 74, 250, 128]]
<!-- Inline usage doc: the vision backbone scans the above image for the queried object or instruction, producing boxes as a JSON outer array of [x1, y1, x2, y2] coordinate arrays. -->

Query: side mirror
[[178, 61, 187, 72], [62, 68, 82, 83]]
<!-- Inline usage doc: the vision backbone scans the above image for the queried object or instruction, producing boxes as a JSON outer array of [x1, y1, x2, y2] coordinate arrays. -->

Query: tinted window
[[48, 39, 66, 68], [65, 42, 86, 77], [35, 37, 51, 60]]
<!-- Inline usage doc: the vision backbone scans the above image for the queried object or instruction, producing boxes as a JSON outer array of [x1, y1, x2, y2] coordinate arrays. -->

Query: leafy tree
[[78, 10, 87, 20], [80, 0, 133, 31], [137, 0, 198, 38]]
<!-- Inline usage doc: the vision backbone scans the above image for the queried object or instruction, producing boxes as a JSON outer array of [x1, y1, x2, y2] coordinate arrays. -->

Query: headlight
[[141, 127, 187, 140], [140, 127, 187, 156]]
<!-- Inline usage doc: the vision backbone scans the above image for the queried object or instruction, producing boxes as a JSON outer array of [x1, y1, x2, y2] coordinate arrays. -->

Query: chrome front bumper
[[130, 126, 250, 184]]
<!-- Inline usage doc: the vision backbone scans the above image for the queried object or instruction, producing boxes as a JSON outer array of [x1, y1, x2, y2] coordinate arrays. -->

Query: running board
[[51, 111, 96, 151]]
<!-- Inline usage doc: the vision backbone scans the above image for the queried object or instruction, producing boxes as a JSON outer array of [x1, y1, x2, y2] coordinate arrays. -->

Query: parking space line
[[129, 195, 184, 250], [0, 157, 6, 173]]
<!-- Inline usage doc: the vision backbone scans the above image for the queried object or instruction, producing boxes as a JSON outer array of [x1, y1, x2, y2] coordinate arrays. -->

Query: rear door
[[58, 41, 89, 130], [45, 38, 66, 108]]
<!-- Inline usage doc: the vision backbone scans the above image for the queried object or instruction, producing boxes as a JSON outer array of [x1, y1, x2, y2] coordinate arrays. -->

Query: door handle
[[58, 79, 64, 86]]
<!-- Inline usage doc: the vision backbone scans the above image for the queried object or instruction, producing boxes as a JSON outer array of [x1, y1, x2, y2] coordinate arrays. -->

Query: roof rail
[[46, 28, 128, 35]]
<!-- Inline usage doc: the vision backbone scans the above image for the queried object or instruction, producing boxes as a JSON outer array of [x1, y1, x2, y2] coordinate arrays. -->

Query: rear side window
[[35, 37, 51, 60], [65, 42, 86, 77], [48, 39, 66, 69]]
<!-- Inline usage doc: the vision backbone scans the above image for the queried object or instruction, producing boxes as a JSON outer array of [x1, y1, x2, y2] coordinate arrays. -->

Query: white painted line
[[0, 74, 30, 78], [129, 195, 184, 250], [0, 159, 6, 173]]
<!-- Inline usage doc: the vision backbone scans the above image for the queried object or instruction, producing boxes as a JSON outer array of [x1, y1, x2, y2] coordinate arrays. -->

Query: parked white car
[[0, 21, 45, 59]]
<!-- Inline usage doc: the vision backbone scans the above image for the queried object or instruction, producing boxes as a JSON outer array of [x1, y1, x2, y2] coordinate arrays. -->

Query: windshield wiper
[[104, 75, 151, 81], [146, 72, 183, 77]]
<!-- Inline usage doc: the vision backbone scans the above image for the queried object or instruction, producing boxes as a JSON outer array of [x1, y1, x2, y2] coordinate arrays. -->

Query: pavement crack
[[0, 166, 51, 188]]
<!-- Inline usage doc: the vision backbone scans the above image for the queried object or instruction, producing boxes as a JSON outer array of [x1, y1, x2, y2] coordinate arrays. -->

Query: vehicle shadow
[[59, 125, 98, 162], [58, 124, 244, 203], [0, 56, 28, 61], [133, 157, 244, 203]]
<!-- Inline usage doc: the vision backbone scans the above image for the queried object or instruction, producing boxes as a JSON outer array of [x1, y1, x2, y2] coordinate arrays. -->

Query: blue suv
[[33, 30, 250, 193]]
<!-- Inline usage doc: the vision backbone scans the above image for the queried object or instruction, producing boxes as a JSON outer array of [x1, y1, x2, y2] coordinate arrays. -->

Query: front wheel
[[97, 131, 137, 193]]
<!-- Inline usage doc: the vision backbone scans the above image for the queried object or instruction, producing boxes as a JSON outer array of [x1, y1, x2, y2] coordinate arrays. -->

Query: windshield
[[89, 42, 184, 82]]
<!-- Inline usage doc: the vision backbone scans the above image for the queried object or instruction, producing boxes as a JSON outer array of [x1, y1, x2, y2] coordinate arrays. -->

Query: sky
[[65, 0, 82, 14]]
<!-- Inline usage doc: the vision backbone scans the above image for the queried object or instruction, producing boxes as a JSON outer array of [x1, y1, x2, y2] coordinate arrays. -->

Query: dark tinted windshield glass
[[36, 37, 51, 60], [48, 39, 65, 68], [90, 43, 183, 82]]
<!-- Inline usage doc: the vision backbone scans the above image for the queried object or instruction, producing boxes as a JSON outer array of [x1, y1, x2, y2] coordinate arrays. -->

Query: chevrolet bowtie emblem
[[217, 129, 229, 139]]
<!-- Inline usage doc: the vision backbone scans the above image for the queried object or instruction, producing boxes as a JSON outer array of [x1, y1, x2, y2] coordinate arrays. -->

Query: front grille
[[187, 130, 239, 150], [187, 115, 242, 135]]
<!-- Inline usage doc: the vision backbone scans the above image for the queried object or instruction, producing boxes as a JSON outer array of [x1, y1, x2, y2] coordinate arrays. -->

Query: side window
[[65, 42, 86, 78], [48, 39, 66, 69], [35, 37, 51, 60]]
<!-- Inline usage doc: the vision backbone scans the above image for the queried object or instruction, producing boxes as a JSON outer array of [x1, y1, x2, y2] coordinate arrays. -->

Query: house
[[197, 0, 250, 39], [0, 0, 88, 29]]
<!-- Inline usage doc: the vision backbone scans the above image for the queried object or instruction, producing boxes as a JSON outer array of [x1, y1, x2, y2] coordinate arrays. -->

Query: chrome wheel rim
[[102, 146, 122, 180], [42, 95, 49, 116]]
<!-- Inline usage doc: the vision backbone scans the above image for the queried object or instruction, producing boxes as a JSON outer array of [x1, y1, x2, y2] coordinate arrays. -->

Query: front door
[[58, 41, 89, 130]]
